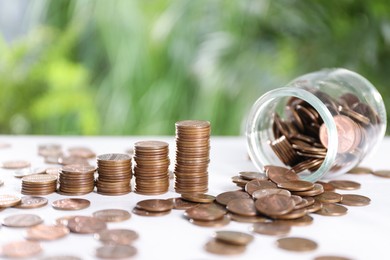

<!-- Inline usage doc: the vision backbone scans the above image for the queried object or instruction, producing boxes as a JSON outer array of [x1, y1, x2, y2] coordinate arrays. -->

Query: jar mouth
[[246, 87, 338, 182]]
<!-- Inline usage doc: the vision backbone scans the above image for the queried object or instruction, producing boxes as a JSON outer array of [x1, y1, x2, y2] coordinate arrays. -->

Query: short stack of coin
[[133, 141, 170, 195], [21, 174, 58, 195], [96, 154, 132, 195], [58, 165, 96, 195], [174, 120, 211, 194]]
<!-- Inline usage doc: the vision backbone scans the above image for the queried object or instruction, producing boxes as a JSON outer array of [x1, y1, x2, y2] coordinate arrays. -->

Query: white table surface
[[0, 135, 390, 260]]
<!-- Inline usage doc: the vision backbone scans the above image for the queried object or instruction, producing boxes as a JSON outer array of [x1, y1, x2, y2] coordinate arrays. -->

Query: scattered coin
[[93, 209, 131, 222], [228, 213, 270, 223], [239, 171, 267, 180], [95, 244, 137, 259], [14, 167, 46, 178], [245, 179, 277, 195], [67, 216, 107, 234], [204, 239, 246, 255], [189, 215, 230, 227], [181, 193, 215, 203], [274, 215, 314, 227], [184, 204, 226, 221], [214, 231, 254, 246], [0, 179, 3, 186], [0, 194, 21, 208], [276, 237, 318, 252], [252, 188, 291, 200], [25, 224, 70, 240], [136, 199, 173, 212], [372, 170, 390, 178], [168, 197, 199, 210], [13, 196, 48, 209], [316, 203, 348, 216], [226, 198, 258, 217], [38, 256, 82, 260], [132, 207, 171, 217], [52, 198, 91, 211], [1, 240, 42, 258], [328, 180, 361, 190], [292, 183, 324, 196], [251, 222, 291, 236], [216, 191, 251, 206], [277, 180, 314, 192], [255, 194, 295, 216], [339, 194, 371, 206], [95, 229, 139, 245], [314, 191, 342, 203], [2, 214, 43, 227], [68, 146, 96, 159], [347, 166, 373, 174], [314, 256, 353, 260], [316, 181, 336, 191], [1, 160, 31, 169]]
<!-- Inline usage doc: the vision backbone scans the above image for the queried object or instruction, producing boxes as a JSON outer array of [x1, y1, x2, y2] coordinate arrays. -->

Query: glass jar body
[[246, 68, 386, 182]]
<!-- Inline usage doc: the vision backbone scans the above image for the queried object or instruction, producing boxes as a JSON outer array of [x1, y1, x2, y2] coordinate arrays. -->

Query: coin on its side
[[276, 237, 318, 252]]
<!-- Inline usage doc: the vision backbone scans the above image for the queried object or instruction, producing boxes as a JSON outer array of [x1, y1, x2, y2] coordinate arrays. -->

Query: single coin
[[52, 198, 90, 211], [305, 200, 323, 213], [252, 188, 291, 200], [95, 229, 139, 245], [228, 213, 270, 223], [372, 170, 390, 178], [132, 207, 171, 217], [67, 216, 107, 234], [189, 215, 230, 227], [316, 203, 348, 216], [0, 142, 11, 148], [184, 204, 226, 221], [95, 245, 137, 259], [328, 180, 361, 190], [316, 181, 335, 191], [314, 256, 353, 260], [226, 198, 258, 217], [215, 191, 251, 206], [0, 195, 21, 207], [1, 160, 31, 169], [277, 180, 314, 192], [276, 237, 318, 252], [214, 231, 254, 246], [168, 197, 199, 210], [0, 179, 3, 186], [13, 196, 48, 209], [265, 165, 299, 184], [2, 240, 42, 258], [14, 167, 46, 178], [293, 183, 324, 196], [38, 255, 82, 260], [239, 171, 268, 180], [255, 194, 295, 216], [25, 224, 70, 240], [315, 191, 342, 203], [136, 199, 173, 212], [2, 214, 43, 227], [204, 239, 246, 255], [181, 193, 215, 203], [245, 180, 277, 195], [274, 215, 314, 227], [93, 209, 131, 222], [271, 208, 307, 220], [339, 194, 371, 206], [347, 166, 373, 174], [251, 222, 291, 236]]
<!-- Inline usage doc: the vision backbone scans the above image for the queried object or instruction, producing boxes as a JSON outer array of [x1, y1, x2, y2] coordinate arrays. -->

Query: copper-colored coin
[[291, 195, 303, 205], [316, 181, 335, 191], [95, 245, 137, 259], [214, 231, 254, 246], [39, 255, 82, 260], [216, 191, 251, 206], [265, 165, 299, 184], [305, 200, 323, 213], [189, 215, 230, 227], [226, 198, 257, 217], [14, 167, 46, 178], [67, 216, 107, 234], [316, 203, 348, 216], [339, 194, 371, 206], [245, 180, 277, 195], [97, 153, 131, 162], [328, 180, 361, 190], [181, 193, 215, 203], [251, 222, 291, 236], [95, 229, 139, 245], [2, 214, 43, 227], [293, 183, 324, 196], [93, 209, 131, 222], [52, 198, 90, 211], [68, 147, 96, 159], [168, 197, 199, 210], [274, 215, 314, 227], [314, 256, 353, 260], [277, 180, 314, 192], [231, 176, 249, 187], [13, 196, 48, 209], [22, 174, 57, 184], [252, 188, 291, 200], [25, 224, 70, 240], [347, 166, 373, 174], [184, 204, 226, 221], [0, 194, 21, 207], [132, 207, 171, 217], [271, 208, 307, 220], [1, 160, 31, 169], [204, 239, 246, 255], [55, 215, 83, 226], [255, 194, 295, 216], [136, 199, 173, 212], [372, 170, 390, 178], [176, 120, 210, 129], [228, 213, 270, 223], [2, 240, 42, 258], [239, 171, 267, 180], [276, 237, 318, 252], [315, 191, 342, 203]]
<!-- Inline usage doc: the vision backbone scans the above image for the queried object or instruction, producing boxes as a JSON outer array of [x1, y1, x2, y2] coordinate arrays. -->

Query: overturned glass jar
[[246, 68, 387, 182]]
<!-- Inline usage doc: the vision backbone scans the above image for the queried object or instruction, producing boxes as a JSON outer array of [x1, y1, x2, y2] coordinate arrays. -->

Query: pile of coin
[[133, 141, 170, 195], [21, 174, 57, 195], [58, 165, 96, 195], [133, 199, 173, 217], [96, 154, 132, 195], [174, 120, 211, 194], [270, 91, 380, 174]]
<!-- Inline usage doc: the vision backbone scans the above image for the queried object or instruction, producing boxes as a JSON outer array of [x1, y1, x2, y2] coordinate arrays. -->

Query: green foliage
[[1, 0, 390, 135]]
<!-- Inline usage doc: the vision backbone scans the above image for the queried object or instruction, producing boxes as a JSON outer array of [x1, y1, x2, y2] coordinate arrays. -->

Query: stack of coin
[[133, 141, 170, 195], [21, 174, 57, 195], [174, 120, 211, 194], [96, 154, 132, 195], [58, 165, 96, 195]]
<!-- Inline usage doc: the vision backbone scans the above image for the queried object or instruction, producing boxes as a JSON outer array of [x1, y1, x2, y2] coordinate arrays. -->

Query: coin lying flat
[[314, 191, 342, 203], [214, 231, 254, 246], [1, 160, 31, 169], [339, 194, 371, 206], [181, 193, 215, 203], [95, 245, 137, 259], [216, 191, 251, 206], [0, 195, 21, 208], [168, 197, 199, 210], [347, 166, 373, 174], [52, 198, 90, 211], [328, 180, 361, 190], [25, 224, 70, 240], [251, 222, 291, 236], [1, 240, 42, 258], [239, 171, 267, 180], [132, 207, 171, 217], [67, 216, 107, 234], [372, 170, 390, 178], [314, 256, 353, 260], [13, 196, 48, 209], [38, 255, 82, 260], [136, 199, 173, 212], [184, 204, 226, 221], [274, 215, 314, 227], [204, 239, 246, 255], [2, 214, 43, 227], [276, 237, 318, 252], [226, 198, 258, 217], [316, 203, 348, 216], [189, 215, 230, 228], [255, 194, 295, 216], [95, 229, 139, 245], [93, 209, 131, 222]]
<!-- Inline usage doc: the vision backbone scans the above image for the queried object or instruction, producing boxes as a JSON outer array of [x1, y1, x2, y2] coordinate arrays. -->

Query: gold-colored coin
[[276, 237, 318, 252]]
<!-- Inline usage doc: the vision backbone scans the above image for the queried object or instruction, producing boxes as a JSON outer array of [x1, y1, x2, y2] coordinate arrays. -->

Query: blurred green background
[[1, 0, 390, 135]]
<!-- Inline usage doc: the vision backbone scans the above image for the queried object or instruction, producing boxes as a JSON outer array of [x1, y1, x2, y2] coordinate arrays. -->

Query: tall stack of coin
[[58, 165, 96, 195], [21, 174, 57, 195], [174, 120, 211, 194], [96, 154, 132, 195], [133, 141, 170, 195]]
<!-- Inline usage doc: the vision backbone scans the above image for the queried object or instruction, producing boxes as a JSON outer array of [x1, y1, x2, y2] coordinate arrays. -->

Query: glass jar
[[246, 68, 386, 182]]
